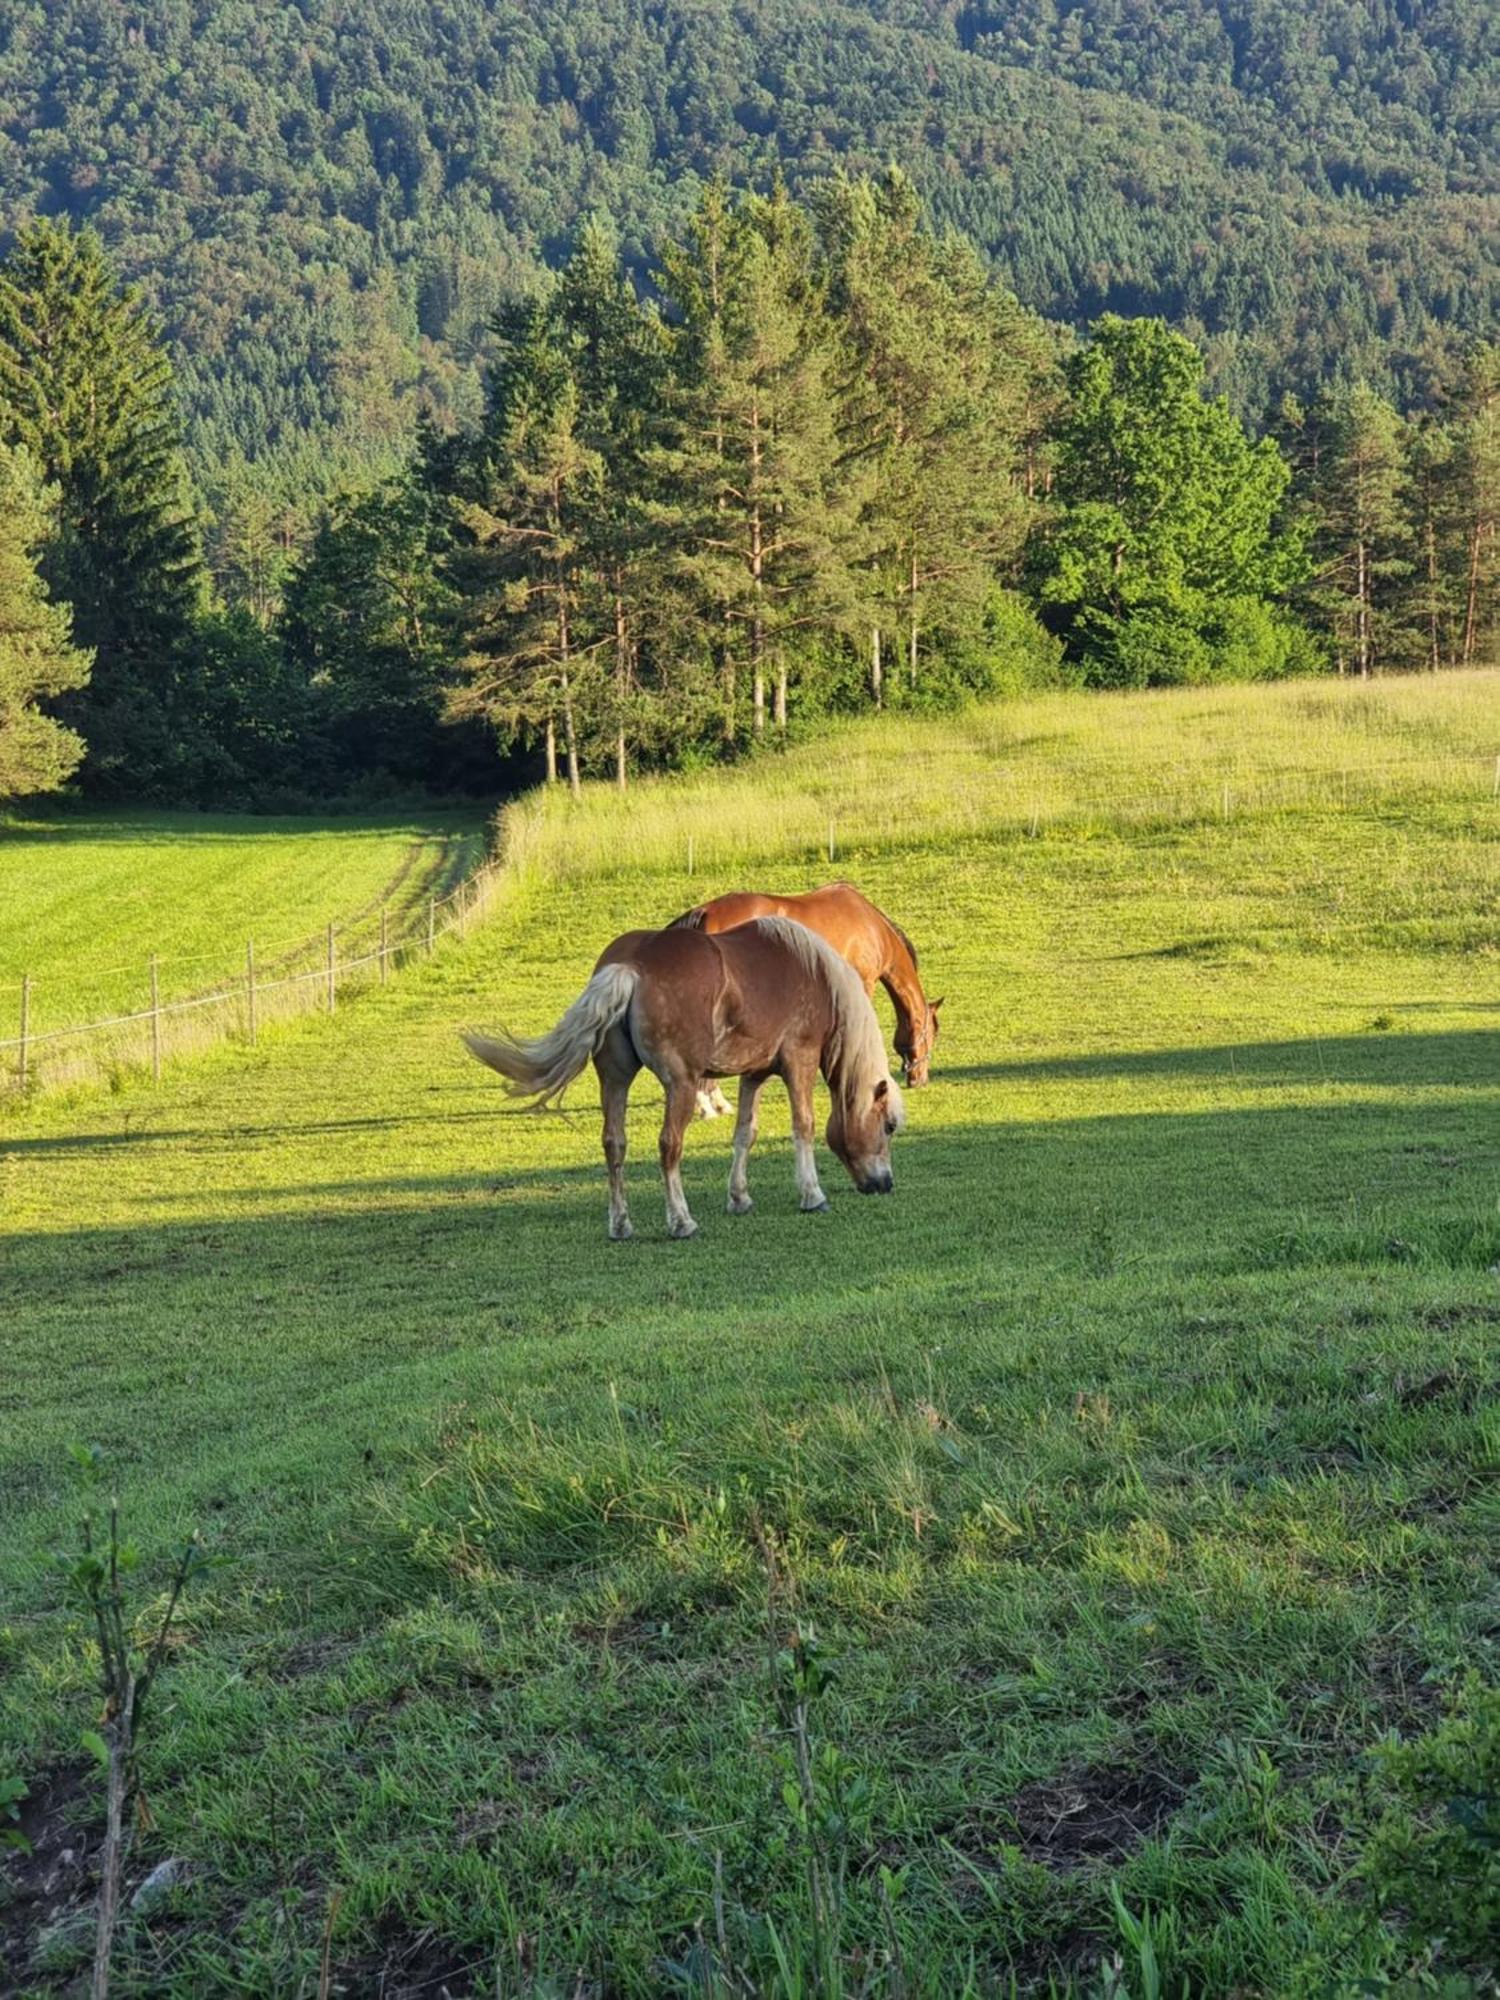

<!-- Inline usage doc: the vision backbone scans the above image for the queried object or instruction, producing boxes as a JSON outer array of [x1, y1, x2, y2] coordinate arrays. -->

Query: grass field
[[2, 675, 1499, 1996], [0, 806, 485, 1032]]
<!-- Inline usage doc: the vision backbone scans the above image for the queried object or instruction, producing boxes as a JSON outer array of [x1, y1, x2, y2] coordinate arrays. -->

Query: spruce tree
[[0, 221, 202, 791], [555, 220, 670, 786], [447, 298, 600, 795], [0, 446, 91, 799]]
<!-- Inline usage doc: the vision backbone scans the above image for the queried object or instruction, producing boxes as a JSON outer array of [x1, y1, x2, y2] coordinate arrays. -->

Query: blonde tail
[[461, 963, 639, 1106]]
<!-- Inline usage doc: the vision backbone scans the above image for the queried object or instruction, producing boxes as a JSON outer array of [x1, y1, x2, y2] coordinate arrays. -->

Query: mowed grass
[[2, 675, 1499, 1996], [0, 807, 485, 1034]]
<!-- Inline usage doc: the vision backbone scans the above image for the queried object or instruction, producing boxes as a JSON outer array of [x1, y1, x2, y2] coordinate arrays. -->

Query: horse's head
[[895, 997, 943, 1088], [827, 1073, 905, 1195]]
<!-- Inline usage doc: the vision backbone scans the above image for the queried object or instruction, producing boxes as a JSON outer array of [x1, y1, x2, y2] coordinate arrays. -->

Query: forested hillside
[[2, 0, 1494, 489]]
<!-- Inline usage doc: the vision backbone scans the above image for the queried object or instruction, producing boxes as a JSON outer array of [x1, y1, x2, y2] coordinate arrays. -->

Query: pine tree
[[817, 169, 1039, 699], [0, 445, 91, 799], [1309, 383, 1411, 677], [656, 182, 852, 737], [0, 221, 202, 791]]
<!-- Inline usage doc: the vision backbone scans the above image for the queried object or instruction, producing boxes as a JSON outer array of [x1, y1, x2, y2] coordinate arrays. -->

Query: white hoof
[[799, 1194, 830, 1214], [609, 1217, 634, 1241], [727, 1192, 753, 1215], [667, 1215, 700, 1240]]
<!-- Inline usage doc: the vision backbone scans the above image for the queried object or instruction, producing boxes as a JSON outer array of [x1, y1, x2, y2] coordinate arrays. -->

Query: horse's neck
[[876, 921, 925, 1030]]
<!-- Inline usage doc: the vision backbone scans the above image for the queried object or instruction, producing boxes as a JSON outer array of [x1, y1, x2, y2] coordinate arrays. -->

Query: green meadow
[[0, 808, 484, 1039], [2, 675, 1498, 1995]]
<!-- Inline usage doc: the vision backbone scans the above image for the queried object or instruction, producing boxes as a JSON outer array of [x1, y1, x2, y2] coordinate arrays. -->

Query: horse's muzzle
[[859, 1171, 895, 1195]]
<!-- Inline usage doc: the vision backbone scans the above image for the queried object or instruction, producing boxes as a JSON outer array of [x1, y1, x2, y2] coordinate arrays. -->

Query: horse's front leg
[[785, 1059, 829, 1213], [727, 1073, 766, 1214], [659, 1078, 701, 1238]]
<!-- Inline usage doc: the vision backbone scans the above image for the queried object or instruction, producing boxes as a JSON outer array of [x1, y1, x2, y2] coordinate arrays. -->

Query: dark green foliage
[[0, 0, 1491, 485], [281, 471, 465, 792], [0, 221, 204, 794]]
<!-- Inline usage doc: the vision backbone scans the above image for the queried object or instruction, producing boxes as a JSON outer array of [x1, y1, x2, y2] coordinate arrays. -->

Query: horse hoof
[[800, 1196, 830, 1214], [668, 1217, 700, 1240], [727, 1194, 753, 1215], [609, 1219, 634, 1241]]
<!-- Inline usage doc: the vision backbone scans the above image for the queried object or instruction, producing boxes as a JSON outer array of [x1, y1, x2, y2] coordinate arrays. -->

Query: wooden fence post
[[380, 905, 389, 985], [246, 939, 257, 1046], [326, 924, 336, 1013], [149, 956, 162, 1083], [18, 973, 29, 1093]]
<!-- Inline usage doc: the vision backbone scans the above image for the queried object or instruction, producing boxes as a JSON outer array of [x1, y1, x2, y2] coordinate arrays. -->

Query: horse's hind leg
[[596, 1032, 639, 1241], [659, 1078, 701, 1239], [727, 1073, 766, 1214]]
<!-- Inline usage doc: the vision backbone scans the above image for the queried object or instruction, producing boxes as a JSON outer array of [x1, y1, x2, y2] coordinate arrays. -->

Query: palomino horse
[[461, 917, 905, 1240], [671, 884, 942, 1115]]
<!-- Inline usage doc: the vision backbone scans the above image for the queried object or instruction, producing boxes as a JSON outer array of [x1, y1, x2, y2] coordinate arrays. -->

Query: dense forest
[[1, 0, 1495, 497], [0, 4, 1495, 806]]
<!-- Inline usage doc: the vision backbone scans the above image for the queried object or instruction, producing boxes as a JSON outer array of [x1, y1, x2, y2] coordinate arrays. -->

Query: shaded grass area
[[1, 758, 1498, 1992]]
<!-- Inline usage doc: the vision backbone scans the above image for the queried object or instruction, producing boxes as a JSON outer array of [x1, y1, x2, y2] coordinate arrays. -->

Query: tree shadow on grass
[[936, 1023, 1500, 1089]]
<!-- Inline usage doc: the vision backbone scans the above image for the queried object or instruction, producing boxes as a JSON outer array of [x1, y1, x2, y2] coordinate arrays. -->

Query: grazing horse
[[460, 917, 904, 1240], [671, 884, 943, 1103]]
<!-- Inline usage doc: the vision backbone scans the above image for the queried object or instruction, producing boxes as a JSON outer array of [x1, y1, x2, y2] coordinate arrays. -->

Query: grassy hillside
[[0, 808, 484, 1071], [2, 675, 1498, 1994]]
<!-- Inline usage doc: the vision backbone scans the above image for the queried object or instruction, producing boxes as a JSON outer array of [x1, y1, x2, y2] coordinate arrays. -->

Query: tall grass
[[499, 671, 1500, 892]]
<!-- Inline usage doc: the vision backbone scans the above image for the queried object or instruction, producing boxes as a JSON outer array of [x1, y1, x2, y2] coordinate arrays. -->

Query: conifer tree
[[818, 169, 1038, 698], [555, 219, 669, 786], [1309, 383, 1411, 677], [0, 445, 91, 799], [656, 182, 852, 736], [447, 298, 600, 794], [0, 221, 202, 791], [1452, 346, 1500, 668]]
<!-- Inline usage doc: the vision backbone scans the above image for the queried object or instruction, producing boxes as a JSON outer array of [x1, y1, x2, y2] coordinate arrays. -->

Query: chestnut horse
[[461, 917, 904, 1240], [671, 883, 942, 1098]]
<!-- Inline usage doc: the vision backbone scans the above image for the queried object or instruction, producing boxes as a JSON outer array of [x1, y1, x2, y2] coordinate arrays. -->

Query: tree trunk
[[557, 593, 581, 799], [544, 715, 558, 784], [774, 661, 787, 730], [1462, 516, 1484, 666], [750, 412, 765, 734], [908, 551, 919, 686], [1426, 516, 1441, 671], [1355, 535, 1371, 678], [871, 627, 882, 709], [614, 588, 629, 789]]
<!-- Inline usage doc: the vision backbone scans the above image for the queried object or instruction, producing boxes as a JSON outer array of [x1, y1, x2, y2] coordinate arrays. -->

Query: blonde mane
[[751, 917, 905, 1129]]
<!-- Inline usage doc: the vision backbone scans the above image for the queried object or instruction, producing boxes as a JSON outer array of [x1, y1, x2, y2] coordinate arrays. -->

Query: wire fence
[[2, 855, 504, 1100]]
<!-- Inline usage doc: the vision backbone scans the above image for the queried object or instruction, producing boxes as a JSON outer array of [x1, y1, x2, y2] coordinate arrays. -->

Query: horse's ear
[[931, 996, 945, 1013], [874, 1077, 889, 1102]]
